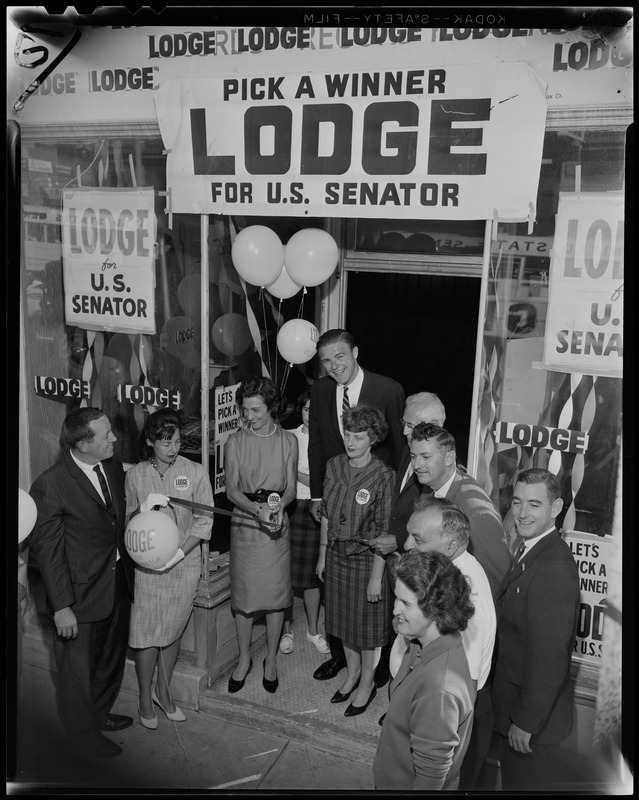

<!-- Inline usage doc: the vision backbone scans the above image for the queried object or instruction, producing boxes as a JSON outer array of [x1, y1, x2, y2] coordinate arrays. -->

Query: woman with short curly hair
[[374, 549, 476, 790], [316, 404, 395, 717]]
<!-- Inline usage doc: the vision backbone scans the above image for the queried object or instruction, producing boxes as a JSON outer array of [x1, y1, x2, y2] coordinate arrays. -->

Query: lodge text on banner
[[154, 60, 547, 220], [61, 187, 157, 334]]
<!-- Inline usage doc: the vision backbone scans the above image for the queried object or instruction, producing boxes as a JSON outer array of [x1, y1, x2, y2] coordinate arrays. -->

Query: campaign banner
[[566, 531, 615, 664], [213, 383, 240, 493], [61, 188, 157, 334], [154, 60, 547, 220], [543, 193, 624, 377], [8, 24, 632, 126]]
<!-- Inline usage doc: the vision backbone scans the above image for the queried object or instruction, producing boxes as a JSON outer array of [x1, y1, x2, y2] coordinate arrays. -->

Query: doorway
[[344, 270, 480, 465]]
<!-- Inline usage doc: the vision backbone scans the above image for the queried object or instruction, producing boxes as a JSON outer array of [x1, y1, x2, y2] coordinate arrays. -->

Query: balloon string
[[280, 362, 292, 396], [259, 288, 273, 380], [296, 288, 306, 320]]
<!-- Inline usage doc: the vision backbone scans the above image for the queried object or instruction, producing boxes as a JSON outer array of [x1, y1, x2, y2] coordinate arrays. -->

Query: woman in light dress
[[224, 376, 297, 694], [125, 408, 214, 728]]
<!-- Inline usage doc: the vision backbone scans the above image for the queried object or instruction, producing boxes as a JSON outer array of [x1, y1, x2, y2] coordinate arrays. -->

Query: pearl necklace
[[149, 455, 177, 478], [249, 422, 277, 438]]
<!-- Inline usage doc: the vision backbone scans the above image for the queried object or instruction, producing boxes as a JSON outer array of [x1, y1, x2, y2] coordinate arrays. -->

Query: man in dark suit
[[29, 407, 136, 759], [409, 422, 511, 598], [491, 468, 580, 791], [308, 329, 405, 681]]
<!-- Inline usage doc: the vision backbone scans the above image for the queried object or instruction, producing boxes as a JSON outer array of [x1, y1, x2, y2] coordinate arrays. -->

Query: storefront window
[[20, 136, 314, 485], [354, 218, 485, 256], [475, 129, 625, 547]]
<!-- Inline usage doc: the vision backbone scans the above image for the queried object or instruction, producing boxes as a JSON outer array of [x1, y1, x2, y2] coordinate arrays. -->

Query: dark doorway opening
[[344, 271, 480, 465]]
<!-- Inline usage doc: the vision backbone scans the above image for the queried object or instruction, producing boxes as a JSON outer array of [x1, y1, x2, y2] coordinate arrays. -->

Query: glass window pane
[[354, 218, 485, 255], [476, 129, 625, 543]]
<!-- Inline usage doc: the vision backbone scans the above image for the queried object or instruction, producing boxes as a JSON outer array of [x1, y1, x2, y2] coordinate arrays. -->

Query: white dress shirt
[[390, 549, 496, 689], [71, 451, 120, 560], [338, 366, 364, 435]]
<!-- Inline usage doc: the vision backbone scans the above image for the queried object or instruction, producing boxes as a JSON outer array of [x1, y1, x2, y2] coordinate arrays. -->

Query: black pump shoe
[[330, 679, 360, 704], [262, 659, 279, 693], [228, 658, 253, 693], [313, 655, 347, 680], [344, 687, 377, 717]]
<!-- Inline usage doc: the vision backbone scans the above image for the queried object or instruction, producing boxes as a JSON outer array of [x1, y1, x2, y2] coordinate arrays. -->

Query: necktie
[[94, 464, 114, 513], [342, 386, 350, 415], [511, 541, 526, 572]]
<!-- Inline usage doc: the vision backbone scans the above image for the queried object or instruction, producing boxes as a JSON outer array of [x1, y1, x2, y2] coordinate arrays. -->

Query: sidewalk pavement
[[10, 602, 384, 794]]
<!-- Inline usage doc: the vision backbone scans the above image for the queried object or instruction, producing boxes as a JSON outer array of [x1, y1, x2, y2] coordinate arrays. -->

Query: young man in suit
[[29, 407, 137, 759], [491, 468, 580, 791], [308, 329, 405, 682], [408, 423, 511, 598]]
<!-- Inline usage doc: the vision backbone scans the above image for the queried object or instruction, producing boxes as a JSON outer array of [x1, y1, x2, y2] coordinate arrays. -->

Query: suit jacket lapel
[[498, 529, 561, 598], [63, 452, 115, 515]]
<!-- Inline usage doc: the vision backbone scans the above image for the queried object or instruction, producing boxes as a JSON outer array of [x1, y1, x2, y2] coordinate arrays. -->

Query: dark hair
[[411, 422, 456, 456], [412, 496, 470, 548], [296, 388, 312, 414], [317, 328, 357, 352], [343, 404, 388, 445], [391, 550, 474, 635], [141, 408, 182, 460], [515, 468, 562, 504], [62, 407, 106, 449], [236, 376, 287, 419]]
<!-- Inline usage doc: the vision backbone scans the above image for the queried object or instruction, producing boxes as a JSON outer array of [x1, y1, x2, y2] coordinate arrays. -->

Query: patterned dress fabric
[[125, 455, 213, 648], [289, 424, 321, 589], [321, 453, 395, 649]]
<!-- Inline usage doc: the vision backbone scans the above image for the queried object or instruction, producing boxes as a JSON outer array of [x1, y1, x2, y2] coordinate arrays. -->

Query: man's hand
[[54, 606, 78, 640], [369, 534, 397, 556], [508, 722, 533, 753], [309, 500, 322, 524], [141, 493, 170, 513]]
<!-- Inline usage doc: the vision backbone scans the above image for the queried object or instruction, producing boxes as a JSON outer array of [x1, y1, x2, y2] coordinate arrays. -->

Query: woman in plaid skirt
[[317, 405, 395, 717], [279, 389, 330, 656]]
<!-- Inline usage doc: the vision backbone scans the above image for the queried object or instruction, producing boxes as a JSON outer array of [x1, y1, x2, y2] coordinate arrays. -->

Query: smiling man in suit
[[30, 407, 136, 760], [492, 468, 580, 791], [408, 422, 511, 598], [308, 328, 405, 682]]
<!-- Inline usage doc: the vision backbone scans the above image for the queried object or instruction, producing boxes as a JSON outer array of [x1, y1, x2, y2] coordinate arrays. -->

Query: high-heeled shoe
[[344, 686, 377, 717], [228, 658, 253, 693], [152, 688, 186, 721], [137, 702, 158, 730], [330, 679, 360, 704], [262, 658, 279, 693]]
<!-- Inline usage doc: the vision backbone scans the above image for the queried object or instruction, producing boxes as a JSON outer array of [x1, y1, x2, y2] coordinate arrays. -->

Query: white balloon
[[231, 225, 284, 287], [276, 319, 320, 364], [284, 229, 338, 287], [265, 266, 303, 300], [19, 489, 38, 543]]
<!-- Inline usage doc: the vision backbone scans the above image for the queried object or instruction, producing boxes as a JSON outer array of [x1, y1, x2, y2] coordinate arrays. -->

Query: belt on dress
[[244, 489, 283, 503]]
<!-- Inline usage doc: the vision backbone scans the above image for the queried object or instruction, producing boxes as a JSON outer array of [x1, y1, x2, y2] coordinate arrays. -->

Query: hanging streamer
[[229, 219, 270, 378], [561, 375, 598, 532]]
